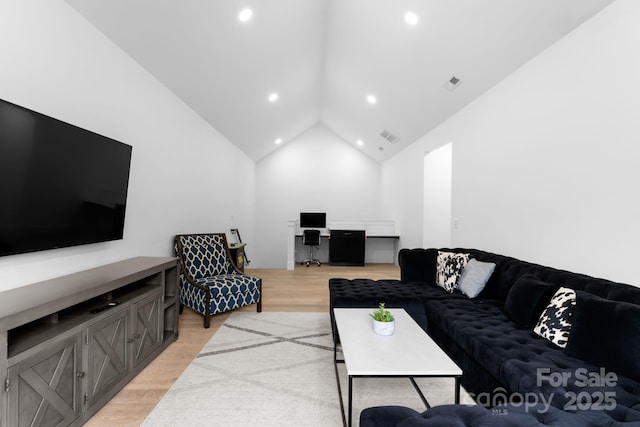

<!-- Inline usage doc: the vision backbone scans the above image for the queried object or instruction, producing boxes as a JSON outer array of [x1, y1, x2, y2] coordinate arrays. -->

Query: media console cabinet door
[[132, 291, 162, 368], [7, 334, 82, 427], [85, 307, 129, 407]]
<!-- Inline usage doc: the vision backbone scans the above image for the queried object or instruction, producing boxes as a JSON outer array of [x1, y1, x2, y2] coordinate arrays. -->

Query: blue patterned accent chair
[[175, 233, 262, 328]]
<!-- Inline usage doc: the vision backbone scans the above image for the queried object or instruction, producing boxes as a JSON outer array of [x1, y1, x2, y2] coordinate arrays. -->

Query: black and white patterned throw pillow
[[533, 286, 576, 348], [436, 251, 470, 293]]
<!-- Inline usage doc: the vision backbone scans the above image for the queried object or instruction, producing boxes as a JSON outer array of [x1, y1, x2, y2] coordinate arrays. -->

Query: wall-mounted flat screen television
[[0, 98, 133, 257], [299, 212, 326, 228]]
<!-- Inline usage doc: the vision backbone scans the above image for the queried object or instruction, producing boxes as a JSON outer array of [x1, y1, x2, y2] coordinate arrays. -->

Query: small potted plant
[[370, 302, 395, 335]]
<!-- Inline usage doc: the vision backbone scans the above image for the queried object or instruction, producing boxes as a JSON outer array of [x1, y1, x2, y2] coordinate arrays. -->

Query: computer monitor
[[299, 212, 326, 228]]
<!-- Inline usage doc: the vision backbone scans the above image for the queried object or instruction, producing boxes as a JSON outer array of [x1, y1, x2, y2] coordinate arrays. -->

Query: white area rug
[[143, 312, 469, 427]]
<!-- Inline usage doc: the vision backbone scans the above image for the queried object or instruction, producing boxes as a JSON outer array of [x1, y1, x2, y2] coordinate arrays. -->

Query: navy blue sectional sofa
[[329, 248, 640, 426]]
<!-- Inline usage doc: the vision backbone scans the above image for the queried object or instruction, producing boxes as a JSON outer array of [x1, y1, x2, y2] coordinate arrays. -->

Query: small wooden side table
[[229, 243, 247, 273]]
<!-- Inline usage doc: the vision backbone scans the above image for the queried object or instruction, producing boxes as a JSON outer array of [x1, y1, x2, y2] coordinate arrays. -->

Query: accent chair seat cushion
[[196, 274, 261, 298]]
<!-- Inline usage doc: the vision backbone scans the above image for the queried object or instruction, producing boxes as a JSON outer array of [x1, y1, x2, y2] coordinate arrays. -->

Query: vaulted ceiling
[[65, 0, 614, 163]]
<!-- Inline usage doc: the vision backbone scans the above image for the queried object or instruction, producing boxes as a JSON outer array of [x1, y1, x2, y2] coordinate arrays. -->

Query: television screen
[[0, 98, 132, 257], [300, 212, 326, 228]]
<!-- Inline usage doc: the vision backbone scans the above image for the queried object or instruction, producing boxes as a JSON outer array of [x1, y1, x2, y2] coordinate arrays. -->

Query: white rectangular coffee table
[[333, 308, 462, 427]]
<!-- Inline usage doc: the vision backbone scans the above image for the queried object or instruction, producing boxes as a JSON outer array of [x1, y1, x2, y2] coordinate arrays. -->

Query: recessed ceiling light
[[366, 94, 377, 104], [405, 11, 419, 26], [238, 8, 253, 22], [268, 92, 279, 103], [357, 139, 364, 147], [275, 138, 282, 145]]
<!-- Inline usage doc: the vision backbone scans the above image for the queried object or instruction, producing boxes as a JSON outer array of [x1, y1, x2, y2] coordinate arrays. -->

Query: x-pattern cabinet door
[[85, 306, 129, 407], [132, 291, 162, 368], [7, 334, 82, 427]]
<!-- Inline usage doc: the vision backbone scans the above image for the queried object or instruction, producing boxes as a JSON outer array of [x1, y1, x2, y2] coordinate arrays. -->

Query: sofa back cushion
[[503, 274, 559, 329], [445, 248, 640, 305], [565, 291, 640, 382], [398, 248, 439, 283], [399, 247, 640, 308]]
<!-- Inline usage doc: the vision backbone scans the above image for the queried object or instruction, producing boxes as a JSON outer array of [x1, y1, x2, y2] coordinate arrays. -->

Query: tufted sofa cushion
[[360, 403, 618, 427], [360, 405, 523, 427], [425, 295, 640, 423], [328, 278, 466, 338]]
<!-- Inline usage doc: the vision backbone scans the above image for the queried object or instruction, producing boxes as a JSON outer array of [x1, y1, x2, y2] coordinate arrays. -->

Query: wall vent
[[443, 74, 463, 91], [379, 129, 400, 144]]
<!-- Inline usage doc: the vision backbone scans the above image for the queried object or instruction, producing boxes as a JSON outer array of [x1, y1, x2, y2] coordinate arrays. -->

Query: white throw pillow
[[457, 259, 496, 298]]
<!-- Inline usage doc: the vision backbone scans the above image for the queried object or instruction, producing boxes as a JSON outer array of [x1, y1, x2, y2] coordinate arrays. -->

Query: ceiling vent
[[379, 129, 400, 144], [443, 75, 463, 91]]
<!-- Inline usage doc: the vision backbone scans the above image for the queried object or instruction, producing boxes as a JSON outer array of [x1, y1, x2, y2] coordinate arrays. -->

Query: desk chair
[[301, 229, 321, 267]]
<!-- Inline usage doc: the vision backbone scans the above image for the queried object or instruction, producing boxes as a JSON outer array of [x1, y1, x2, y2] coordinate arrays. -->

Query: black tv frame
[[0, 97, 133, 257]]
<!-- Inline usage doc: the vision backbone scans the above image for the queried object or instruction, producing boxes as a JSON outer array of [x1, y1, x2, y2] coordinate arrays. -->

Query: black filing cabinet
[[329, 230, 365, 266]]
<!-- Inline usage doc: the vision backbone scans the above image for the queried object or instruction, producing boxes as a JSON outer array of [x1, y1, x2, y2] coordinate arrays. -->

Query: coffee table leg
[[333, 359, 347, 427], [409, 377, 430, 409], [455, 377, 460, 404], [348, 376, 353, 427]]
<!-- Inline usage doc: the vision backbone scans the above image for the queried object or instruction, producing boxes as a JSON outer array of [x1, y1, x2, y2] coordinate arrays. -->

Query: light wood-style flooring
[[85, 264, 400, 426]]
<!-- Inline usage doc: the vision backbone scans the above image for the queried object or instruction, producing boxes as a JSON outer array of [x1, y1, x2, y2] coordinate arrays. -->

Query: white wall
[[0, 0, 255, 291], [382, 0, 640, 285], [253, 124, 381, 267], [423, 143, 452, 248], [380, 146, 425, 251]]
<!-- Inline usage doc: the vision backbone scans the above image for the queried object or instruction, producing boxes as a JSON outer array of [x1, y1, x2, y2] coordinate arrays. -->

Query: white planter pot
[[372, 319, 395, 336]]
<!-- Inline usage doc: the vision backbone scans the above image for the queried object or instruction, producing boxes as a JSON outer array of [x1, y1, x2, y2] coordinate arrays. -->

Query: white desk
[[286, 220, 398, 270]]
